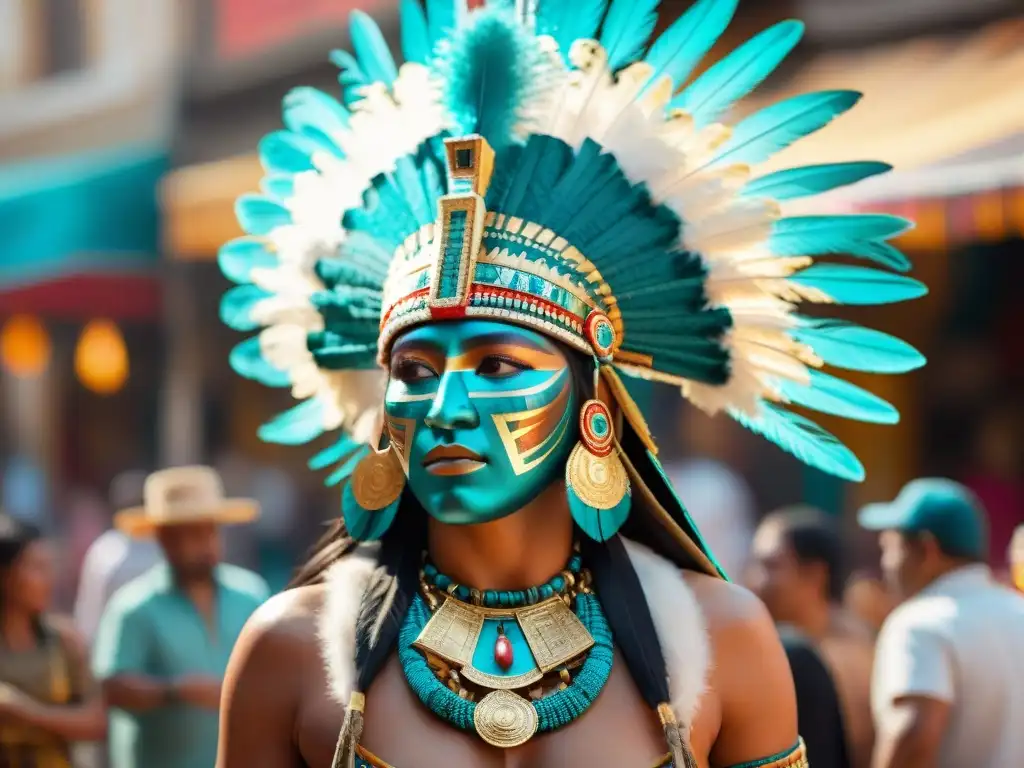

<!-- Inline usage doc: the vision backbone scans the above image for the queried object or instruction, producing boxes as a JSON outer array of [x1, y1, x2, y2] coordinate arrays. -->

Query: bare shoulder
[[681, 570, 773, 634], [681, 572, 799, 766], [233, 584, 326, 661]]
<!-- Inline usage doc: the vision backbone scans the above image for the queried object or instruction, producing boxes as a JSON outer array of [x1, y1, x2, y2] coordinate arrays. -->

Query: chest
[[144, 594, 251, 676], [297, 653, 675, 768], [0, 639, 69, 704]]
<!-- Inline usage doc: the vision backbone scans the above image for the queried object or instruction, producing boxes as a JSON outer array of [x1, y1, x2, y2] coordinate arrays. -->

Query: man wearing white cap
[[92, 467, 269, 768]]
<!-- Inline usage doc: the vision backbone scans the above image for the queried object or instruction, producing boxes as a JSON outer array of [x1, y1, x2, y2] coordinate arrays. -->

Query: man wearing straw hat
[[92, 467, 269, 768]]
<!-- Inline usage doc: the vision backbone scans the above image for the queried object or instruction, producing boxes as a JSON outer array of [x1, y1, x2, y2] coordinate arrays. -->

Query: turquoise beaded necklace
[[399, 590, 614, 737], [421, 553, 583, 607]]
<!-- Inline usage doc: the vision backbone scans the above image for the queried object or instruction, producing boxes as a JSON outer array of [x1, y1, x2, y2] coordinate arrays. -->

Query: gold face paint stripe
[[469, 368, 567, 400]]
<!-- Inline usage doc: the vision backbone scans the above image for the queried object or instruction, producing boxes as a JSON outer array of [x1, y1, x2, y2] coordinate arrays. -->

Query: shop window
[[41, 0, 85, 77]]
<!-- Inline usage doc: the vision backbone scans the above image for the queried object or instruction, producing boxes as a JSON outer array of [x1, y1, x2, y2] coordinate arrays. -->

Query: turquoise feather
[[259, 131, 319, 174], [282, 87, 348, 154], [599, 0, 659, 71], [791, 318, 926, 374], [712, 90, 861, 167], [400, 0, 431, 63], [789, 264, 927, 305], [229, 338, 290, 388], [329, 49, 372, 105], [309, 436, 361, 470], [441, 10, 538, 150], [260, 175, 294, 201], [643, 0, 737, 91], [770, 214, 913, 271], [536, 0, 608, 63], [218, 238, 277, 284], [257, 399, 327, 445], [326, 446, 369, 486], [235, 195, 292, 236], [742, 161, 891, 201], [671, 20, 803, 128], [427, 0, 458, 50], [730, 402, 865, 481], [567, 477, 631, 542], [342, 480, 400, 540], [220, 285, 272, 331], [349, 11, 399, 87], [778, 370, 899, 425]]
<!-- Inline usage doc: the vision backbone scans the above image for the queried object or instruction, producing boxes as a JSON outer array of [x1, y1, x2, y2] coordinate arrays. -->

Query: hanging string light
[[75, 319, 129, 395], [0, 315, 52, 378]]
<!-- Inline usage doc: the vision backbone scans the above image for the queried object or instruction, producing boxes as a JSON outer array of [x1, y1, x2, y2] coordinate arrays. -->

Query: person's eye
[[477, 355, 531, 378], [392, 359, 437, 382]]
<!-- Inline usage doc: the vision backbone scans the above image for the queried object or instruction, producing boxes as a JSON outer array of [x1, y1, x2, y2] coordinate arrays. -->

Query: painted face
[[384, 320, 578, 525]]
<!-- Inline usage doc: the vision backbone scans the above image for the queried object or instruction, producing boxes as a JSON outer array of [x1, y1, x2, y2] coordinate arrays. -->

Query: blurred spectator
[[747, 507, 874, 768], [842, 573, 896, 635], [860, 478, 1024, 768], [73, 472, 161, 646], [961, 402, 1023, 574], [1012, 525, 1024, 594], [778, 626, 851, 768], [0, 513, 107, 765], [91, 467, 269, 768], [663, 458, 756, 579]]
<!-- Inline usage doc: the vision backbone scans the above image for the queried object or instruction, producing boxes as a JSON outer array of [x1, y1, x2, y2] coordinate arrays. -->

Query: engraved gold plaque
[[516, 597, 594, 673], [473, 690, 538, 748], [412, 598, 484, 667]]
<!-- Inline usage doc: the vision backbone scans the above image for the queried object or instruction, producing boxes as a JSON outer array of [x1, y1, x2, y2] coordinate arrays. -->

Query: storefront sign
[[217, 0, 388, 60]]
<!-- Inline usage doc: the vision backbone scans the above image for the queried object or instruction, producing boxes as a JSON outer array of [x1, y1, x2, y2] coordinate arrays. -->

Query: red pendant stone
[[494, 634, 514, 671]]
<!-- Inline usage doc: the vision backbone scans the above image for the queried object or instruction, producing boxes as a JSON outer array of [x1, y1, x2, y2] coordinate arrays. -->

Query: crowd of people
[[0, 463, 1020, 767]]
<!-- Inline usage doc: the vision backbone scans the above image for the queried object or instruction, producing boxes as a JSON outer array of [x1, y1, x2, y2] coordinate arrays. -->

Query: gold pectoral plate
[[413, 597, 594, 691]]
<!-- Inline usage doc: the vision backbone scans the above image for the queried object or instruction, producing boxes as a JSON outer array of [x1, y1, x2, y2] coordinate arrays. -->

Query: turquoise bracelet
[[398, 591, 614, 734]]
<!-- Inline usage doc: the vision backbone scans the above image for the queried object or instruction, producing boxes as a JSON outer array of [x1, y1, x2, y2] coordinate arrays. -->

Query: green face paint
[[384, 320, 578, 525]]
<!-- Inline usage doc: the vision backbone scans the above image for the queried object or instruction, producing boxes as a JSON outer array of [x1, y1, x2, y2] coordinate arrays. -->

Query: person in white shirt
[[73, 472, 161, 646], [859, 478, 1024, 768]]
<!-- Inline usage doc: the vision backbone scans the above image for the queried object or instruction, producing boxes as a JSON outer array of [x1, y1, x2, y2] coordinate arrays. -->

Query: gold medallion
[[351, 449, 405, 510], [473, 690, 538, 748], [566, 442, 629, 509]]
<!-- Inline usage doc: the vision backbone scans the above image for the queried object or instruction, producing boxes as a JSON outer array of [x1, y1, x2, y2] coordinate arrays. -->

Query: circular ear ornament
[[583, 310, 616, 363], [579, 399, 614, 457], [351, 448, 405, 510]]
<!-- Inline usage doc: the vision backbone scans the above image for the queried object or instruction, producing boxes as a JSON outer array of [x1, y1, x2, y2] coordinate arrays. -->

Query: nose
[[424, 371, 479, 431]]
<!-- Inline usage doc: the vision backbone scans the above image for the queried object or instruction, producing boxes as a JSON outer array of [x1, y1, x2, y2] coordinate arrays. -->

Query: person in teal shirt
[[92, 466, 269, 768]]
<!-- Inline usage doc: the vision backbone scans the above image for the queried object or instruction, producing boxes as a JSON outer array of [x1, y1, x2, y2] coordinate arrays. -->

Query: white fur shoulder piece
[[317, 539, 711, 728], [621, 538, 711, 729], [318, 545, 379, 704]]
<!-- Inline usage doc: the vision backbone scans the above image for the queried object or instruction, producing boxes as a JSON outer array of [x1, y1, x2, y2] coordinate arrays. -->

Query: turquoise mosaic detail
[[595, 322, 614, 349], [437, 209, 468, 300], [591, 413, 609, 436], [470, 618, 538, 678]]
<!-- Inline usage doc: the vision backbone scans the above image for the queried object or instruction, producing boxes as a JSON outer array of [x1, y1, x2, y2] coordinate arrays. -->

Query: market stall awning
[[0, 146, 167, 316]]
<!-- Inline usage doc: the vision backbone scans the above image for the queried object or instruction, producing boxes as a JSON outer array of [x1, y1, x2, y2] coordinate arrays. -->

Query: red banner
[[217, 0, 390, 60]]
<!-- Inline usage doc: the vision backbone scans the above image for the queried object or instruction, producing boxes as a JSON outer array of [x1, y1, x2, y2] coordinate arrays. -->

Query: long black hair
[[291, 348, 678, 715], [0, 514, 42, 613]]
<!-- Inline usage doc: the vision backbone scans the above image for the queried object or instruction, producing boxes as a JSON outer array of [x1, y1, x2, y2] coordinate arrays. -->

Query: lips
[[423, 444, 487, 476]]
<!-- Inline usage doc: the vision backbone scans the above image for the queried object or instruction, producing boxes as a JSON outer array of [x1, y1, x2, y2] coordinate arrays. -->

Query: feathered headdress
[[220, 0, 925, 558]]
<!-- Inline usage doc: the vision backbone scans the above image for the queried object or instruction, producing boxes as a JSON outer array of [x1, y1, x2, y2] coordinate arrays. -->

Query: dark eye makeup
[[477, 354, 532, 378], [391, 358, 438, 381]]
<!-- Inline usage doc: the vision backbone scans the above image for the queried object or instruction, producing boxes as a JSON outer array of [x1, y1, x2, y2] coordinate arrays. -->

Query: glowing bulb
[[75, 319, 129, 395], [0, 315, 51, 378]]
